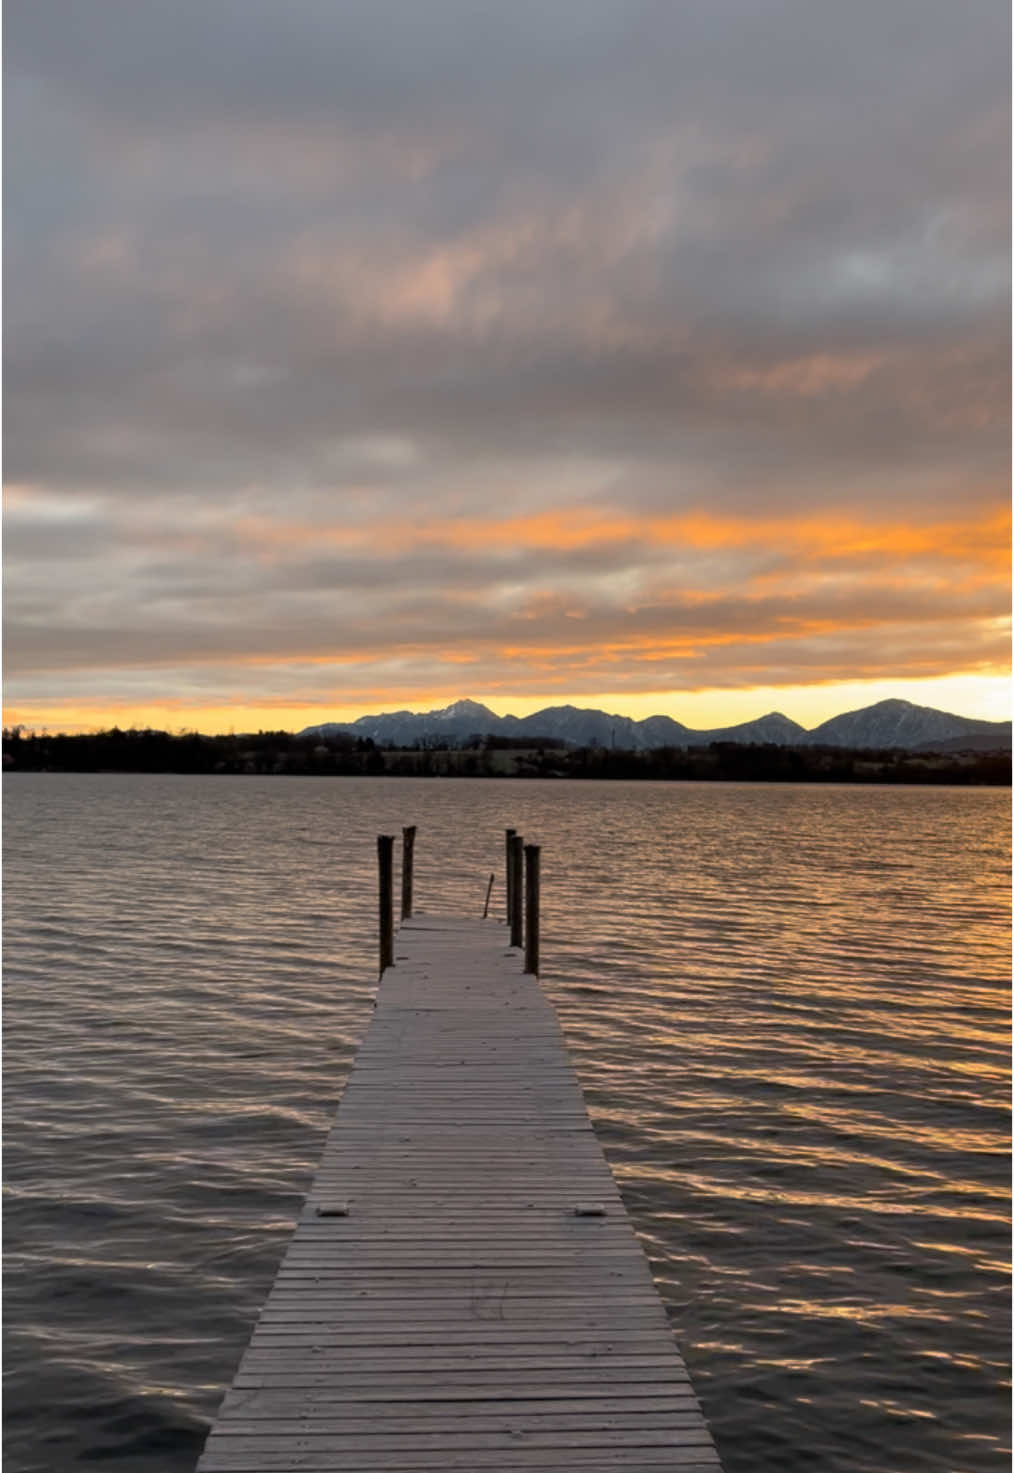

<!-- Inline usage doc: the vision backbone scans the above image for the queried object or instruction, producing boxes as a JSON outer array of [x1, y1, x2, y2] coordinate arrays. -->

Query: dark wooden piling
[[401, 825, 416, 921], [505, 828, 516, 923], [524, 842, 540, 975], [377, 834, 395, 974], [509, 832, 524, 948]]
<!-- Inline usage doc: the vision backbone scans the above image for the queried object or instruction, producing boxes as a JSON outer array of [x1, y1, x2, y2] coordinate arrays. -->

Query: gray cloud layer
[[4, 0, 1009, 719]]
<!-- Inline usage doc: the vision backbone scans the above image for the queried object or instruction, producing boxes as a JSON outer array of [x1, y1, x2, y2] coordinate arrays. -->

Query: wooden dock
[[197, 913, 722, 1471]]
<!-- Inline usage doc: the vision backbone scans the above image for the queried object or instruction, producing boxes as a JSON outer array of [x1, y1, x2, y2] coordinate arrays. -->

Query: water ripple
[[4, 774, 1010, 1473]]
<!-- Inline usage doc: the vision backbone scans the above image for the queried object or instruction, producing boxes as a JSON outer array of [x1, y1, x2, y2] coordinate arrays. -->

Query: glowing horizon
[[5, 671, 1009, 738]]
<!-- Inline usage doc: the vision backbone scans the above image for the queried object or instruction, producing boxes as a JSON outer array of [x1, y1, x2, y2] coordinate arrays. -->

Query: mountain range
[[300, 697, 1010, 753]]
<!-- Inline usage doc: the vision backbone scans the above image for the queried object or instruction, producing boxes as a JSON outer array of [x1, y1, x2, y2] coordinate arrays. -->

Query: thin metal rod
[[524, 843, 540, 976], [401, 825, 416, 921], [482, 872, 495, 919], [377, 834, 395, 975]]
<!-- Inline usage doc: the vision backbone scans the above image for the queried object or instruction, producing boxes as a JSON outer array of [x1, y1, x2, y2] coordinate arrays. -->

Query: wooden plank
[[248, 1331, 679, 1349], [259, 1288, 664, 1302], [200, 1448, 722, 1470], [242, 1347, 690, 1364], [197, 915, 722, 1472], [218, 1392, 700, 1419], [205, 1424, 714, 1447], [252, 1308, 675, 1323], [230, 1376, 695, 1396], [233, 1320, 690, 1353], [266, 1264, 652, 1279], [247, 1332, 678, 1350], [214, 1412, 706, 1436], [232, 1357, 692, 1375], [254, 1316, 672, 1330], [254, 1307, 671, 1324]]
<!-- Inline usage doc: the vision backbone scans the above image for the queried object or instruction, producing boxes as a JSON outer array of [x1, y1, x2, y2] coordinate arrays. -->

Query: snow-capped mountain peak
[[430, 699, 499, 723], [298, 696, 1010, 752]]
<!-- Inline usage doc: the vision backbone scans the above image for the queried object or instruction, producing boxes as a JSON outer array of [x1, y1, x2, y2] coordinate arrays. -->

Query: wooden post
[[482, 872, 495, 919], [524, 843, 540, 976], [505, 828, 516, 923], [401, 825, 416, 921], [378, 834, 395, 975], [509, 834, 524, 949]]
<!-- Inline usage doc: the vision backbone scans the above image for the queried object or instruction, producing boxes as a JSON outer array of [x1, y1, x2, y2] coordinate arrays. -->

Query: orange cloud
[[437, 504, 1011, 567], [231, 501, 1010, 577]]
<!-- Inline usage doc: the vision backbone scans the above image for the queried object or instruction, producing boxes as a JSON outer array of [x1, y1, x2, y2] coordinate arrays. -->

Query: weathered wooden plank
[[259, 1288, 664, 1302], [268, 1265, 654, 1282], [242, 1349, 690, 1366], [248, 1326, 679, 1345], [201, 1462, 721, 1473], [196, 914, 722, 1473], [250, 1325, 676, 1344], [255, 1312, 671, 1326], [200, 1447, 722, 1470], [229, 1375, 694, 1396], [250, 1319, 672, 1343], [246, 1319, 677, 1343], [210, 1424, 713, 1453], [256, 1312, 672, 1330], [218, 1391, 700, 1419], [232, 1355, 692, 1374], [215, 1411, 706, 1436], [202, 1429, 721, 1453], [290, 1214, 628, 1225], [247, 1332, 681, 1352], [276, 1254, 652, 1268]]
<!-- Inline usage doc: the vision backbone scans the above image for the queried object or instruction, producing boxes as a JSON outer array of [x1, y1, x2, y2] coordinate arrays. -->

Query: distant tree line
[[3, 725, 1009, 785], [2, 725, 386, 775], [530, 741, 1010, 785]]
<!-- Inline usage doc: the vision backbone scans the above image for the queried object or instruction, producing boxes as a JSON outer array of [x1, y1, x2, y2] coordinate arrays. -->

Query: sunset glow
[[5, 3, 1009, 737]]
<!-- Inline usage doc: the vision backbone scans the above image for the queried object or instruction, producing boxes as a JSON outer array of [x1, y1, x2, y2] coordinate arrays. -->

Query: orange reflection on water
[[630, 1164, 1011, 1223], [859, 1399, 938, 1421], [761, 1298, 952, 1325]]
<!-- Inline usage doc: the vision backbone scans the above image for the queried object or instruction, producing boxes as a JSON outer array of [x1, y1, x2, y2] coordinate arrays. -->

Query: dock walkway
[[197, 915, 722, 1471]]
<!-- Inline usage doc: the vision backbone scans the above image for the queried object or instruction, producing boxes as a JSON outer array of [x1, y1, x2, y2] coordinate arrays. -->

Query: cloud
[[3, 1, 1009, 726]]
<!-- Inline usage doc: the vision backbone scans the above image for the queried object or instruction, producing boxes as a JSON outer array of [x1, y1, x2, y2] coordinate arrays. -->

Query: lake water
[[3, 774, 1010, 1472]]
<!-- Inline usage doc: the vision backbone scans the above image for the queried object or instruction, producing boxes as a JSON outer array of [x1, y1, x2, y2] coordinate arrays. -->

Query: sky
[[4, 0, 1010, 735]]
